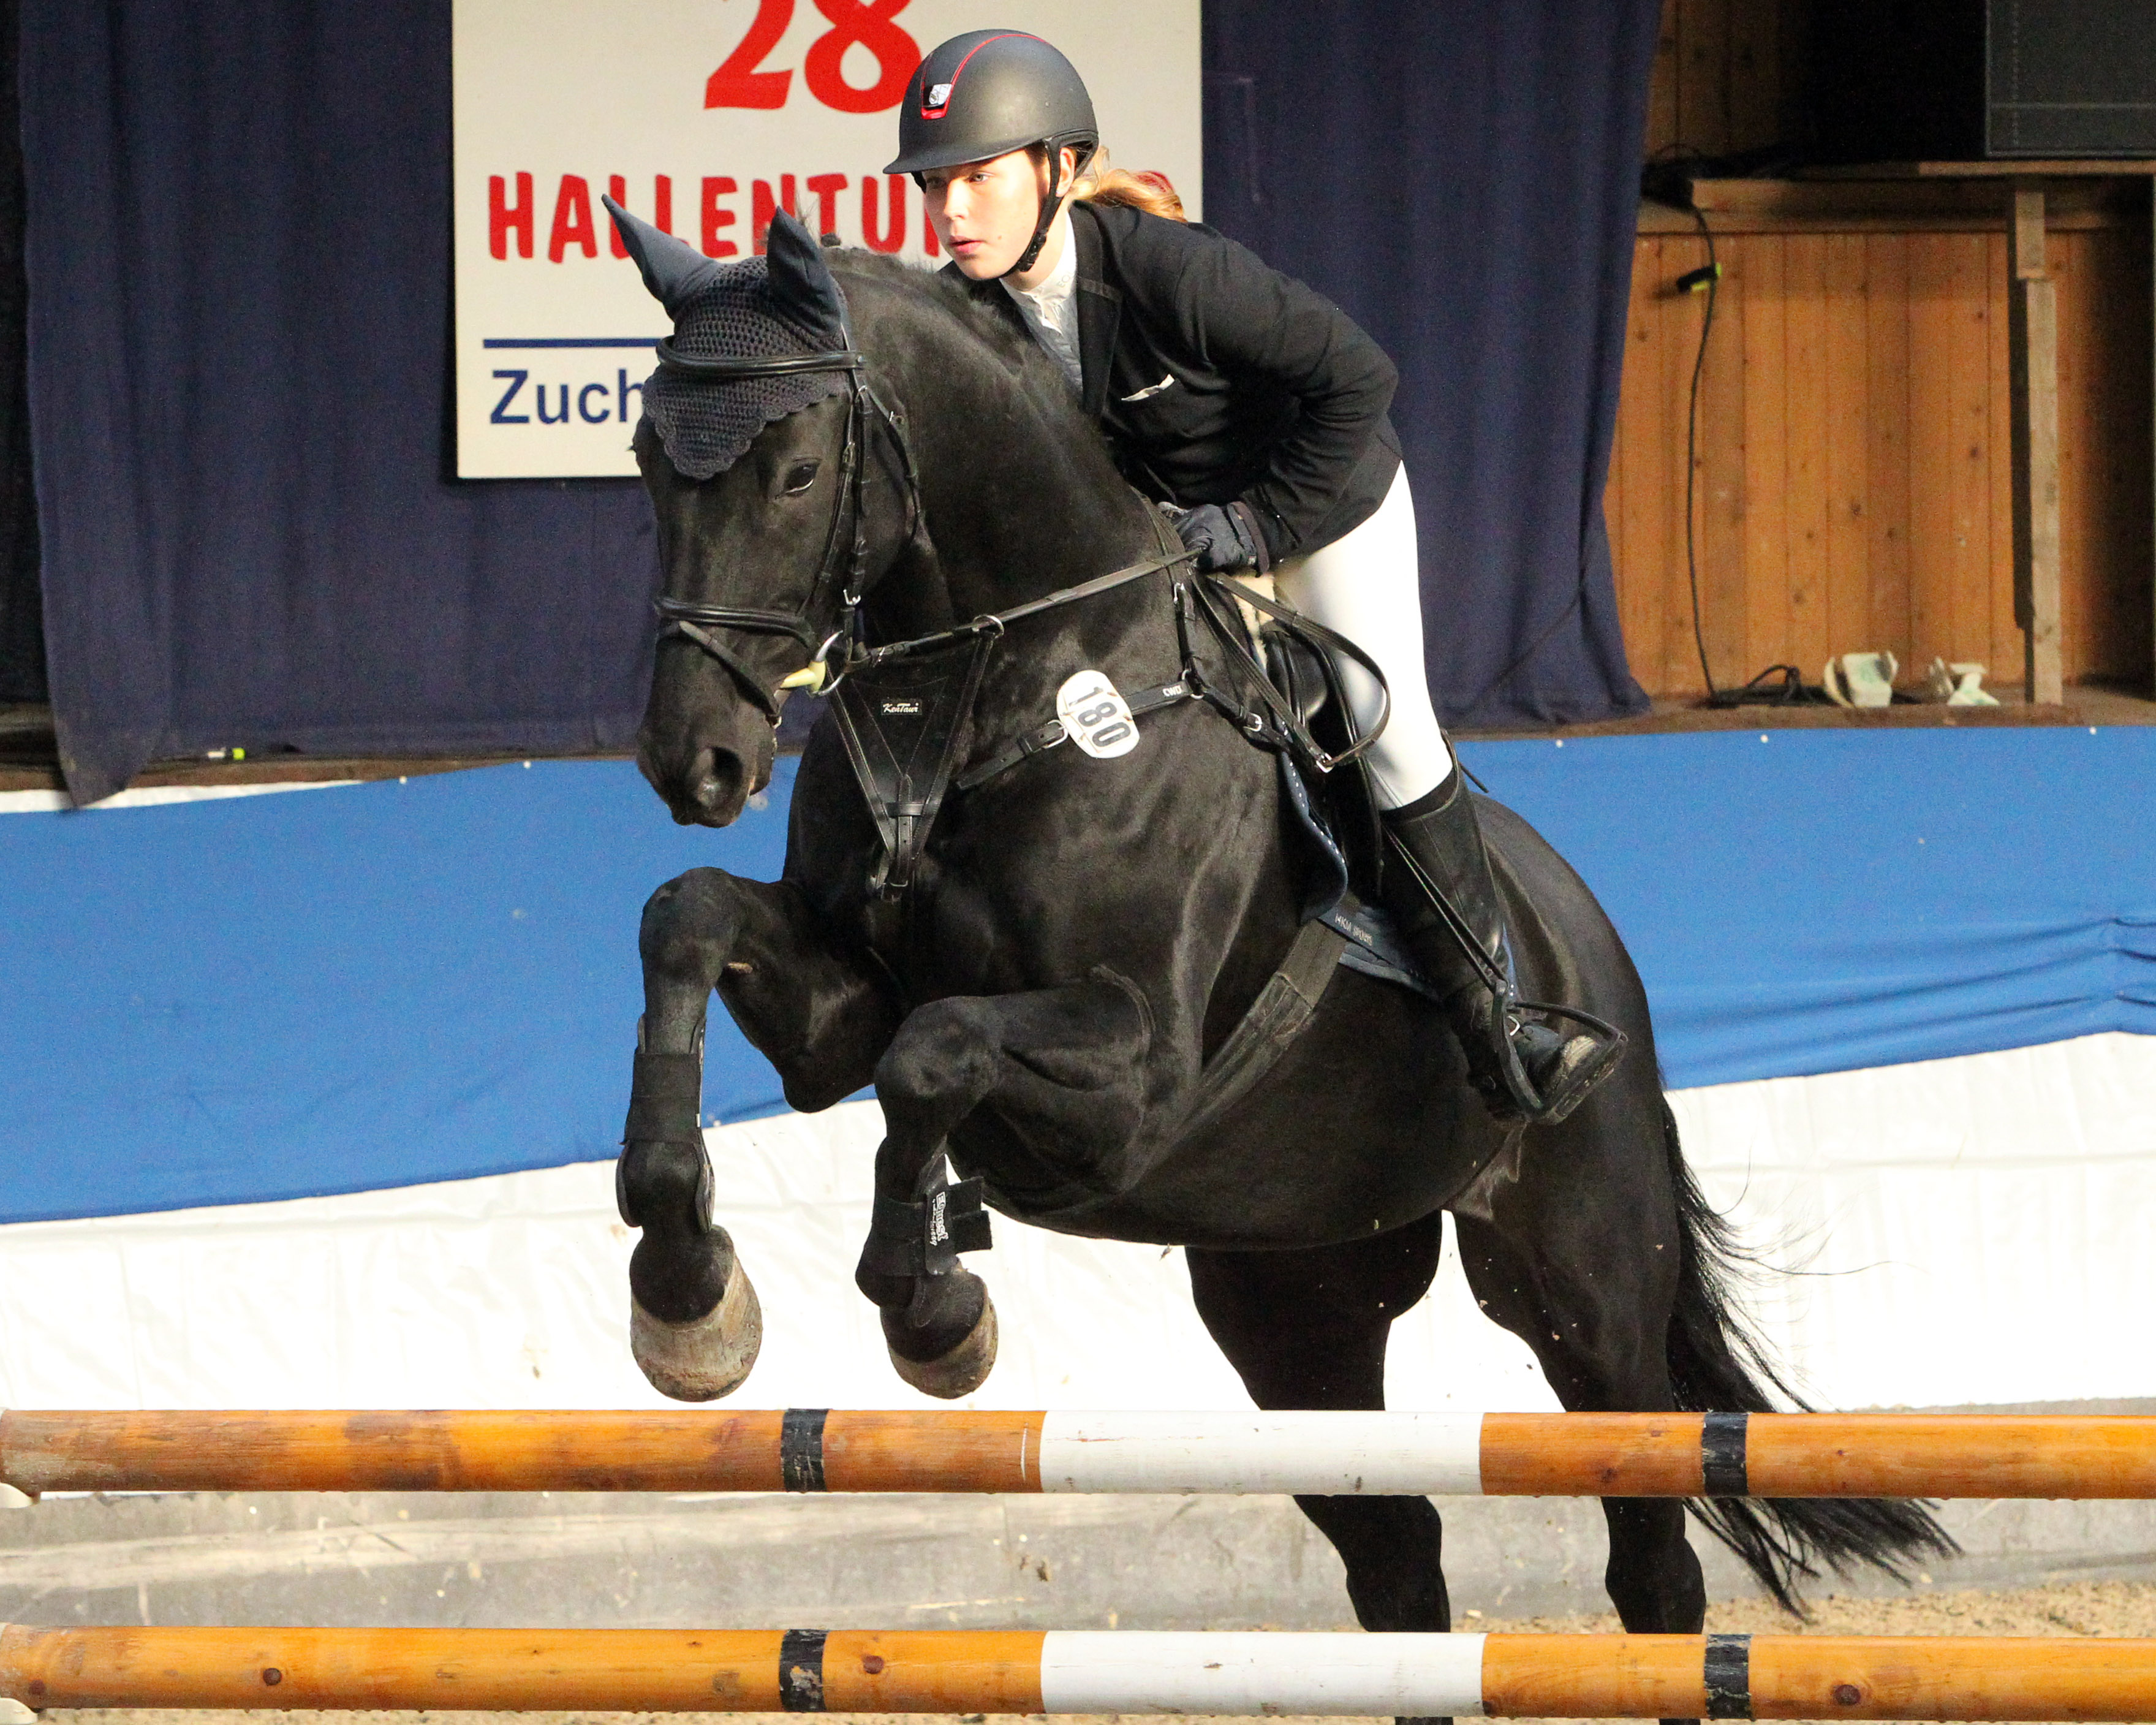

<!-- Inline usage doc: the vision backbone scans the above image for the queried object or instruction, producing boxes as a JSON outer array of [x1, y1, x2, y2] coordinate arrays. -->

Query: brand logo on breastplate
[[879, 699, 923, 716]]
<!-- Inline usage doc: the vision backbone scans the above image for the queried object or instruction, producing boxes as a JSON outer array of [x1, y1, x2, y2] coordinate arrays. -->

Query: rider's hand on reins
[[1168, 501, 1268, 575]]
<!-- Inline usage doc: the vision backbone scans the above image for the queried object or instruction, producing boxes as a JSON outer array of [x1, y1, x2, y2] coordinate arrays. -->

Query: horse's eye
[[782, 460, 820, 496]]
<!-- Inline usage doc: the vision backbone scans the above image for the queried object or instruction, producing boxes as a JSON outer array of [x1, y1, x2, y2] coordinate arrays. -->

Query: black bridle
[[649, 338, 921, 724]]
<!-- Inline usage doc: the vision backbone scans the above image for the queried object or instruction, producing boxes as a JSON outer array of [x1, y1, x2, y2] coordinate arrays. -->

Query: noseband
[[649, 338, 921, 724]]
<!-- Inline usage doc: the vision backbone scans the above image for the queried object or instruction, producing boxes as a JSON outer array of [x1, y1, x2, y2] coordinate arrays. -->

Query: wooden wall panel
[[1986, 235, 2019, 667], [1699, 230, 1749, 684], [1608, 224, 2152, 697], [1821, 233, 1869, 658], [1646, 0, 1802, 158], [1741, 237, 1789, 674], [2054, 227, 2156, 684], [1622, 0, 2151, 699], [1862, 234, 1912, 655]]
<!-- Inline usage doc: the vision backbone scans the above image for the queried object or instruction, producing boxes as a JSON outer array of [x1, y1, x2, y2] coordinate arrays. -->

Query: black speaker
[[1812, 0, 2156, 161]]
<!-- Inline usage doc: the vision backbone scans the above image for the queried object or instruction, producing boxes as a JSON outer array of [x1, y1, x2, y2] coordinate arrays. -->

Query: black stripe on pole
[[781, 1409, 828, 1492], [779, 1628, 828, 1711], [1701, 1411, 1749, 1496], [1704, 1632, 1752, 1719]]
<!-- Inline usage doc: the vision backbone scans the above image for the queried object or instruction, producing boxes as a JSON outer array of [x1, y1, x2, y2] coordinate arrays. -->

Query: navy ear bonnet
[[604, 199, 852, 480]]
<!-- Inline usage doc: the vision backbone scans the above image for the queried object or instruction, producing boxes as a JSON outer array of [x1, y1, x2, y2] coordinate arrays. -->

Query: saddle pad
[[1274, 751, 1444, 1003], [1325, 900, 1444, 1003]]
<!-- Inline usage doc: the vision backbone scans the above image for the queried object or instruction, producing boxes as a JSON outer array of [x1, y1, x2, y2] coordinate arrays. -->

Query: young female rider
[[888, 31, 1621, 1126]]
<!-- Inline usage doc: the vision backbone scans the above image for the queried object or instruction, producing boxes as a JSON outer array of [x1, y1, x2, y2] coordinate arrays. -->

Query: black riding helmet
[[885, 29, 1098, 277]]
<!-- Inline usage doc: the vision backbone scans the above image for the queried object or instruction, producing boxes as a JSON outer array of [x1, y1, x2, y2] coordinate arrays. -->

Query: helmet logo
[[926, 82, 952, 108]]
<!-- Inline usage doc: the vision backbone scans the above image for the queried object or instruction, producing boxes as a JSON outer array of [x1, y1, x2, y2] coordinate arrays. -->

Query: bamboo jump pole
[[6, 1408, 2156, 1499], [7, 1625, 2156, 1718]]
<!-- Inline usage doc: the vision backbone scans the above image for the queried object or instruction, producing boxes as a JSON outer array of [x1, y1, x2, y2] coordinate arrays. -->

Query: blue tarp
[[1475, 729, 2156, 1087], [5, 729, 2153, 1225], [5, 762, 793, 1225]]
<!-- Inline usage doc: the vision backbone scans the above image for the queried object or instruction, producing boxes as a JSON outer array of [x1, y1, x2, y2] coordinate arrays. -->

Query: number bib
[[1056, 670, 1140, 760]]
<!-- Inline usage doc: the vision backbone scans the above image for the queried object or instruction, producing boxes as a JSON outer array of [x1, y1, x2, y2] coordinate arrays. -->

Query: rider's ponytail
[[1062, 145, 1188, 222]]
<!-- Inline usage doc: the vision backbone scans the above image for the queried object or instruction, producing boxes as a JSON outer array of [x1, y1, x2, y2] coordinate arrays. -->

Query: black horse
[[605, 203, 1948, 1681]]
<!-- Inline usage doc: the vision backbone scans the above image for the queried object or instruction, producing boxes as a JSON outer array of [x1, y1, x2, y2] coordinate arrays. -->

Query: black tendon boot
[[1381, 774, 1625, 1125]]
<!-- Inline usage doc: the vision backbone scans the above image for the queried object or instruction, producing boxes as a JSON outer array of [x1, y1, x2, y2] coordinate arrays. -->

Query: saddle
[[1254, 621, 1445, 987]]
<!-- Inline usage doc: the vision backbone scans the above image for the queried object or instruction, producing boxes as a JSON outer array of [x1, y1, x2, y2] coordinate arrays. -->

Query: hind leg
[[1188, 1215, 1452, 1725], [1450, 1090, 1714, 1714], [1453, 1200, 1706, 1642], [1461, 1099, 1953, 1659]]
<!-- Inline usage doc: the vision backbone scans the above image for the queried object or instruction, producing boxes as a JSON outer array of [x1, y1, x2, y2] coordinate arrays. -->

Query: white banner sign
[[452, 2, 1201, 479]]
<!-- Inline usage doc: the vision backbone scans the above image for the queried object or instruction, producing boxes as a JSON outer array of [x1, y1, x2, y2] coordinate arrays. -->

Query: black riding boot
[[1381, 773, 1625, 1125]]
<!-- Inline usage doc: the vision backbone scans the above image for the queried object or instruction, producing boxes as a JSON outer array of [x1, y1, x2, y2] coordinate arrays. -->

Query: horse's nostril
[[687, 748, 746, 819]]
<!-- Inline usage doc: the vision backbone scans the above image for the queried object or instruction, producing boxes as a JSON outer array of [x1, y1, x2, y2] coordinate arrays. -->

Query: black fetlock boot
[[1381, 773, 1625, 1125]]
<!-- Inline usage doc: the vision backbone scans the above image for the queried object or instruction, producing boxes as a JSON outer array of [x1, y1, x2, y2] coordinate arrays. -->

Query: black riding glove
[[1170, 501, 1269, 575]]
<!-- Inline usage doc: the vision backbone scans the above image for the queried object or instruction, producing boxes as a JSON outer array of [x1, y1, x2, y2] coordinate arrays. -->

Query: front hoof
[[885, 1284, 998, 1400], [630, 1257, 762, 1401]]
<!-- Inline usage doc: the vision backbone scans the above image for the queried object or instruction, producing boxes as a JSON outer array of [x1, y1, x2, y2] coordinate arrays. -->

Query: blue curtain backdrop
[[1201, 0, 1657, 729], [19, 1, 1655, 803], [17, 1, 657, 804], [0, 0, 42, 702]]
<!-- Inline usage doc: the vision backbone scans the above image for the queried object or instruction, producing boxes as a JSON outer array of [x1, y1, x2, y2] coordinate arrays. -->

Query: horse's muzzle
[[643, 739, 768, 828]]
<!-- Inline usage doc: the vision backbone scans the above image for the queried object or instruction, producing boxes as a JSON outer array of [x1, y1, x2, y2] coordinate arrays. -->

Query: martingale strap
[[953, 678, 1194, 793]]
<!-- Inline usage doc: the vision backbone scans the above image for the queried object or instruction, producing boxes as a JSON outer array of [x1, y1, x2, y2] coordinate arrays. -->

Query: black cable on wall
[[1679, 204, 1719, 699]]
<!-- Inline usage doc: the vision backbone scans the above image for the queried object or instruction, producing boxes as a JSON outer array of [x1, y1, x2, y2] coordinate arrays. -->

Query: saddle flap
[[1261, 625, 1331, 726]]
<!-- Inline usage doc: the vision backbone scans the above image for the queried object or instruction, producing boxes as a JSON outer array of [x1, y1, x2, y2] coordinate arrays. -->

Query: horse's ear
[[603, 195, 722, 317], [765, 210, 850, 346]]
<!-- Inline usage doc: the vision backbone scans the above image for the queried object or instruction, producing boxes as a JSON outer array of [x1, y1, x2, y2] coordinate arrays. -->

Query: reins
[[645, 324, 1400, 903], [651, 338, 1197, 716], [1174, 575, 1391, 778]]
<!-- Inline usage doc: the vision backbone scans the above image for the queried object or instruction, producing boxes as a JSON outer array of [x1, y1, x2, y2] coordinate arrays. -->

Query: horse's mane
[[822, 250, 1152, 574], [828, 250, 1101, 444]]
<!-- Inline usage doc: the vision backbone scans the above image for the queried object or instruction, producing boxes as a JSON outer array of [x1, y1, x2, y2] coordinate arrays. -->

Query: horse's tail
[[1657, 1096, 1957, 1613]]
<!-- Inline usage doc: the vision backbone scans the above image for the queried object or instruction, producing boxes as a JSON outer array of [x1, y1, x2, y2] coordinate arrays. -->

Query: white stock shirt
[[999, 210, 1083, 393]]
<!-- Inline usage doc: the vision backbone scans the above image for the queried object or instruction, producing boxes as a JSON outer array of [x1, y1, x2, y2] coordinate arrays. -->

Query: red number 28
[[706, 0, 920, 115]]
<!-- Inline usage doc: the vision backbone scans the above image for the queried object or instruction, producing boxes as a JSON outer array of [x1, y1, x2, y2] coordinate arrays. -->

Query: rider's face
[[922, 149, 1056, 281]]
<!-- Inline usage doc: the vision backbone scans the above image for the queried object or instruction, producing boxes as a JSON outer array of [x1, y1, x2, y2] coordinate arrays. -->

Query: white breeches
[[1271, 464, 1453, 809]]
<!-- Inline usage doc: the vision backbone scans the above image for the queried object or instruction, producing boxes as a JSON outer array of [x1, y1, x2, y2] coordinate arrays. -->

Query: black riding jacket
[[947, 200, 1401, 563]]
